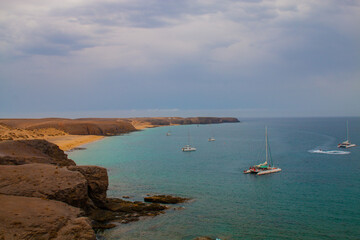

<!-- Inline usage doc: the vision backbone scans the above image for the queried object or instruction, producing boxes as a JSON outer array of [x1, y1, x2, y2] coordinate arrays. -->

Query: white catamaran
[[244, 127, 281, 175], [182, 130, 196, 152], [338, 120, 356, 148]]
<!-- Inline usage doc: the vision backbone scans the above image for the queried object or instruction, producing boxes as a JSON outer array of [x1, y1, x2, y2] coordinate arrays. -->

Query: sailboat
[[244, 127, 281, 175], [338, 120, 356, 148], [208, 131, 215, 141], [208, 128, 215, 141], [182, 130, 196, 152]]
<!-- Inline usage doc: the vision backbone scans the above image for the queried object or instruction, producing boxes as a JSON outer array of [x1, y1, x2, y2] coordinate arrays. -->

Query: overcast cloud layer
[[0, 0, 359, 117]]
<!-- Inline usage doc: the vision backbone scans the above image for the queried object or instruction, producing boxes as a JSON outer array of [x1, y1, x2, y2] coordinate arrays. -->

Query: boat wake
[[308, 149, 350, 155]]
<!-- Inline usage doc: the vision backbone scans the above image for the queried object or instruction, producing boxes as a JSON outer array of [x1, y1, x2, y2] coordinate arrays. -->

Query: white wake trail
[[308, 149, 350, 155]]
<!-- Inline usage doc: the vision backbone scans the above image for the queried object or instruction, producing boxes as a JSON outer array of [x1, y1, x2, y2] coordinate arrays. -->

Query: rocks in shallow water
[[103, 198, 167, 212], [173, 206, 185, 211], [88, 198, 167, 230], [66, 147, 87, 152], [193, 237, 214, 240], [144, 195, 190, 204]]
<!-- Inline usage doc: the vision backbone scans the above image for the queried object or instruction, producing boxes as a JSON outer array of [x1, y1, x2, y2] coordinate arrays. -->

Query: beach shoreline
[[0, 117, 239, 151], [46, 135, 105, 151]]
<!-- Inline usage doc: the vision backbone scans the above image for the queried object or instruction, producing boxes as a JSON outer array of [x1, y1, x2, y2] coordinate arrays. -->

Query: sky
[[0, 0, 359, 118]]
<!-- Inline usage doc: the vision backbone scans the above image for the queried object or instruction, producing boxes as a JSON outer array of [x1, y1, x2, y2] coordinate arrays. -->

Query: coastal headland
[[0, 117, 239, 239], [0, 117, 239, 150]]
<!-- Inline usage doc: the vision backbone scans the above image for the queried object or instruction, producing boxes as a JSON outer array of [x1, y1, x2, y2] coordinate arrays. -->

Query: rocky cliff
[[0, 140, 75, 166], [0, 140, 168, 239], [0, 118, 136, 136]]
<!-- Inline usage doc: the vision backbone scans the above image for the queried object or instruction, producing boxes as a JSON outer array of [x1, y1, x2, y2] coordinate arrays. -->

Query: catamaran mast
[[188, 130, 190, 145], [265, 126, 268, 165], [347, 120, 349, 141]]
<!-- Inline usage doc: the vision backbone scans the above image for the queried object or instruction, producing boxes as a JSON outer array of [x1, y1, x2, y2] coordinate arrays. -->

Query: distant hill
[[0, 117, 239, 137]]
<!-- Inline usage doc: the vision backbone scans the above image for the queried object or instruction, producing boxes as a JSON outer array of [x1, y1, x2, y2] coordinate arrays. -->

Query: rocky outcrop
[[68, 165, 108, 207], [89, 198, 167, 228], [0, 194, 95, 240], [144, 195, 190, 204], [19, 139, 72, 164], [0, 140, 75, 166], [193, 237, 214, 240], [0, 164, 89, 208]]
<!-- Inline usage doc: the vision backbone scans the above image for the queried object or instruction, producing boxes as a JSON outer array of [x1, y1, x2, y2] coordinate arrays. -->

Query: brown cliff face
[[67, 165, 109, 207], [0, 194, 95, 240], [0, 164, 89, 208], [0, 140, 75, 166], [0, 118, 137, 136]]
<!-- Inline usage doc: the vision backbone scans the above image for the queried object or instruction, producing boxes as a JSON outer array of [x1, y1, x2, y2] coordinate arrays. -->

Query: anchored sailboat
[[182, 130, 196, 152], [244, 127, 281, 175], [338, 120, 356, 148]]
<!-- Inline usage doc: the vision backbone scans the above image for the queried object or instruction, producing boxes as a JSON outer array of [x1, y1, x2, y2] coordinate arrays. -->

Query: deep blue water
[[69, 117, 360, 240]]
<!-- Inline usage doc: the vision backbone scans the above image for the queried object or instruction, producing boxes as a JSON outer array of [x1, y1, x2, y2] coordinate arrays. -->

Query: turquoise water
[[69, 118, 360, 240]]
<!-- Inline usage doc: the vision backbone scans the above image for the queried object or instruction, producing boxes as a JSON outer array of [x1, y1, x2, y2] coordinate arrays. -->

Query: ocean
[[68, 117, 360, 240]]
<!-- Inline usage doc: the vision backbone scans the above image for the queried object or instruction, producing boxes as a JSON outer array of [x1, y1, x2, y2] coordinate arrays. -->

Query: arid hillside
[[0, 117, 239, 137]]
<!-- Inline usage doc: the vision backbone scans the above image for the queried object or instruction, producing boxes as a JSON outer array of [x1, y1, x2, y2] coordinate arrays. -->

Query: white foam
[[308, 149, 350, 155]]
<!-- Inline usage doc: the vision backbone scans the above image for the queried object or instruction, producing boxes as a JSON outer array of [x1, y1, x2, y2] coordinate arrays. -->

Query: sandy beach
[[47, 135, 105, 151]]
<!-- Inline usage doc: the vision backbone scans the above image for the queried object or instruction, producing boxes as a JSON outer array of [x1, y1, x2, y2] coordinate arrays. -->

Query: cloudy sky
[[0, 0, 359, 118]]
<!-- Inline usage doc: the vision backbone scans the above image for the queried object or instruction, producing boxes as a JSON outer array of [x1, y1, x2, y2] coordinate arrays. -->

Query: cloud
[[0, 0, 359, 116]]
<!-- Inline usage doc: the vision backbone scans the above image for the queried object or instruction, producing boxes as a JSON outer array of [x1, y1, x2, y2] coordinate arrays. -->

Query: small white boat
[[338, 121, 356, 148], [208, 137, 215, 142], [244, 127, 281, 175], [166, 131, 171, 136], [182, 131, 196, 152], [182, 145, 197, 152]]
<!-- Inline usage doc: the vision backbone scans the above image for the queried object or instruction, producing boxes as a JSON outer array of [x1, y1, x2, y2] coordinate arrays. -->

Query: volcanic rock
[[144, 195, 190, 204], [0, 140, 75, 166], [0, 163, 88, 208], [68, 165, 108, 207], [0, 194, 95, 240]]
